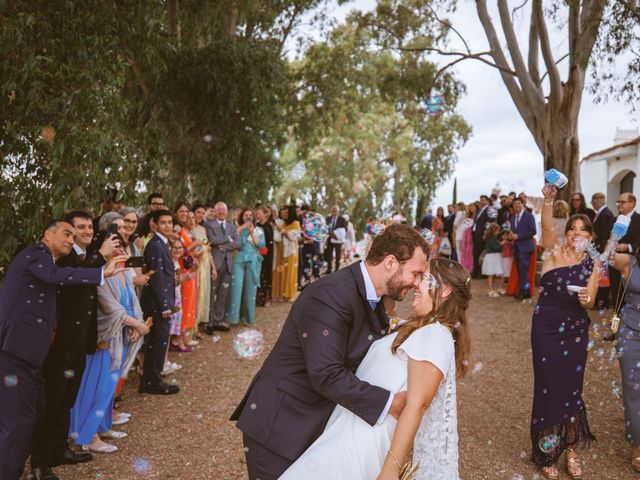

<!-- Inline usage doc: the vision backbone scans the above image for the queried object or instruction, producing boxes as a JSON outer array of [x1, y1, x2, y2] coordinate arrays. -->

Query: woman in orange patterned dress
[[174, 202, 201, 350]]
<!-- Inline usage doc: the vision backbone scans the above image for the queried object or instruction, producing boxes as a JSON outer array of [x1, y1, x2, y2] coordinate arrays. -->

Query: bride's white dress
[[279, 322, 459, 480]]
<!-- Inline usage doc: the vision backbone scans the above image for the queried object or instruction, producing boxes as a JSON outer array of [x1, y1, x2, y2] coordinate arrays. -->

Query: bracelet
[[388, 449, 402, 469], [544, 201, 553, 206]]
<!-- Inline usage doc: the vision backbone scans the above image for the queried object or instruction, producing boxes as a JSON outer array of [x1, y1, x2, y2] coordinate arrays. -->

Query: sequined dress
[[530, 257, 596, 465]]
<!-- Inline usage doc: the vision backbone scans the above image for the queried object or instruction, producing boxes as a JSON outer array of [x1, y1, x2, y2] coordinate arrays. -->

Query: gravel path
[[51, 279, 631, 479]]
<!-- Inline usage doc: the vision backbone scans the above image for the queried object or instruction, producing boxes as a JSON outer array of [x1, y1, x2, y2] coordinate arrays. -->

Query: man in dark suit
[[203, 201, 240, 334], [134, 192, 165, 240], [139, 210, 180, 395], [498, 195, 512, 225], [610, 192, 640, 312], [510, 197, 537, 301], [444, 204, 455, 258], [324, 205, 347, 274], [0, 220, 119, 480], [590, 193, 615, 310], [419, 208, 433, 230], [472, 195, 491, 277], [231, 224, 429, 480], [29, 211, 120, 480]]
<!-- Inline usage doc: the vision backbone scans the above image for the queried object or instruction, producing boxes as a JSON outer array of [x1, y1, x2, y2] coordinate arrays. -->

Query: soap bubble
[[232, 328, 265, 359], [203, 134, 213, 143], [420, 229, 435, 243], [63, 369, 75, 379], [486, 208, 498, 219], [301, 213, 329, 242], [133, 458, 151, 474], [3, 374, 18, 387], [291, 161, 307, 181], [538, 434, 559, 453]]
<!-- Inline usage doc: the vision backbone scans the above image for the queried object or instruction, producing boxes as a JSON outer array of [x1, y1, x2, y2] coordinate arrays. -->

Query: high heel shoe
[[565, 449, 582, 479]]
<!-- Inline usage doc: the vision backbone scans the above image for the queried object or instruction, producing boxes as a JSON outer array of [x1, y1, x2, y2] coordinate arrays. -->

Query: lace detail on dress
[[412, 353, 460, 480]]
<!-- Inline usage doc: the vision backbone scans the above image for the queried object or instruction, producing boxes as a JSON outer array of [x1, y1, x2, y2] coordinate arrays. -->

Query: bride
[[280, 257, 472, 480]]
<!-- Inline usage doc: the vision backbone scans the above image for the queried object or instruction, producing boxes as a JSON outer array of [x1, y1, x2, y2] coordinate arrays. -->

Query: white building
[[581, 127, 639, 210]]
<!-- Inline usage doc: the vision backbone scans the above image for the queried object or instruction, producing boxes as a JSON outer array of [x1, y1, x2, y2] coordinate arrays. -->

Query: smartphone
[[125, 256, 146, 268], [107, 223, 119, 236]]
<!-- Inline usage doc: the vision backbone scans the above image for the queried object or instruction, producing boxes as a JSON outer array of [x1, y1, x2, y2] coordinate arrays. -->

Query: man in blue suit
[[510, 197, 537, 301], [139, 209, 180, 395], [0, 219, 121, 480]]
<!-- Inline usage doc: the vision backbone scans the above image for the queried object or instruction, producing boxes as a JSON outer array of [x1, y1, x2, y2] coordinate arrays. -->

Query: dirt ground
[[52, 278, 633, 480]]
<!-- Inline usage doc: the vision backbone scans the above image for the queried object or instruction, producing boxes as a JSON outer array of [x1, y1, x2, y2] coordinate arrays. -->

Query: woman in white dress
[[280, 258, 472, 480]]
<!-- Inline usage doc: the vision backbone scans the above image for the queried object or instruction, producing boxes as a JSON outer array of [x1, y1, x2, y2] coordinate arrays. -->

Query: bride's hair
[[391, 258, 472, 378]]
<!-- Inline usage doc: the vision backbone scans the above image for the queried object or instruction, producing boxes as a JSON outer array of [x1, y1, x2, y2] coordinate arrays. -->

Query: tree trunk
[[416, 195, 426, 226]]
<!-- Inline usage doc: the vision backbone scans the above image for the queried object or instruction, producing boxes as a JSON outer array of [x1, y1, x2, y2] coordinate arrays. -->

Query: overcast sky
[[303, 0, 638, 210]]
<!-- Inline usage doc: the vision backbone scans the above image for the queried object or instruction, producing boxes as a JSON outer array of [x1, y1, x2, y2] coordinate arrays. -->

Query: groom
[[231, 224, 430, 479]]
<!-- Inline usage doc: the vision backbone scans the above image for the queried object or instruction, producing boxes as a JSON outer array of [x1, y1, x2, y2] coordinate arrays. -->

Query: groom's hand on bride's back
[[388, 391, 407, 419]]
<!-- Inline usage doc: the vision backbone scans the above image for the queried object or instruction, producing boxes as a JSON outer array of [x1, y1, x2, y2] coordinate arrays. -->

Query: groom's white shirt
[[359, 261, 394, 425]]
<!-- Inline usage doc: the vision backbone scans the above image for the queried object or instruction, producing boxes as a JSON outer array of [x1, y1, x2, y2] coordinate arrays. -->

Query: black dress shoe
[[28, 466, 59, 480], [514, 293, 524, 300], [139, 381, 180, 395], [49, 448, 93, 466], [205, 324, 230, 334]]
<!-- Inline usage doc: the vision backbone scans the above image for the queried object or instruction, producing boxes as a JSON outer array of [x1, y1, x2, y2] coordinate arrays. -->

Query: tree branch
[[540, 52, 570, 83], [425, 4, 471, 54], [476, 0, 538, 143], [497, 0, 544, 109], [574, 0, 607, 70], [533, 0, 561, 100], [528, 8, 541, 88]]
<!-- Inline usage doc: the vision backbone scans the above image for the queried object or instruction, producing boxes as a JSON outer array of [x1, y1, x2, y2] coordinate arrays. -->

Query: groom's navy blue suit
[[231, 261, 391, 480]]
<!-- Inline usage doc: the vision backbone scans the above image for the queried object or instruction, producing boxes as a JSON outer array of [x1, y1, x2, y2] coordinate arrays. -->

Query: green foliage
[[276, 9, 470, 231]]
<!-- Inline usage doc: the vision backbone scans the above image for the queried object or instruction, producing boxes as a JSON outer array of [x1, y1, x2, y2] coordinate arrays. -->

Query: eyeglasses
[[123, 219, 138, 225], [151, 202, 165, 207]]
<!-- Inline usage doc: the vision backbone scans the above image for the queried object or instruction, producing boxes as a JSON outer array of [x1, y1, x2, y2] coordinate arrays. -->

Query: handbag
[[610, 272, 630, 334], [438, 237, 452, 257]]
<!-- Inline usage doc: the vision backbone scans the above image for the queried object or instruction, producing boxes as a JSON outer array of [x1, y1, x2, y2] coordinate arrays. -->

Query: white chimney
[[613, 127, 640, 145]]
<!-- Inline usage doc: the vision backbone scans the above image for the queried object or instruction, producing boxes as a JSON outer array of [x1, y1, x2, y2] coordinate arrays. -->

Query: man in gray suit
[[204, 201, 240, 334]]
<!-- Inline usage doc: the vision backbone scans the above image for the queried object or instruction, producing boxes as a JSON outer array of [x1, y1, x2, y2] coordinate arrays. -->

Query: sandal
[[565, 449, 582, 479], [82, 443, 118, 453], [99, 430, 128, 440], [540, 464, 559, 480], [632, 447, 640, 473]]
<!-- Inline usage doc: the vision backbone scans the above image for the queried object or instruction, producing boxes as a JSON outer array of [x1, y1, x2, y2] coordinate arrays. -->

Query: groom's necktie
[[369, 300, 378, 311]]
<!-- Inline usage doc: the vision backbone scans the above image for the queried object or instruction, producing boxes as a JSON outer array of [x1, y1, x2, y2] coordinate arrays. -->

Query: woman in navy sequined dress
[[531, 184, 600, 479]]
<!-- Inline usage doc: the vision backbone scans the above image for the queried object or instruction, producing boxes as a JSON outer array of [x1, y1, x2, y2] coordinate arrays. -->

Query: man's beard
[[385, 267, 412, 301]]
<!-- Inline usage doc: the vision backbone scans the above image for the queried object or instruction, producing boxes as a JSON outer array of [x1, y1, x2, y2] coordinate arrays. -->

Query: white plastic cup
[[612, 215, 631, 239], [544, 168, 569, 189]]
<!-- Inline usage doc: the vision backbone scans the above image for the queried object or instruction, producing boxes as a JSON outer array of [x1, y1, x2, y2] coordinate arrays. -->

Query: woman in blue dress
[[225, 207, 266, 326], [531, 184, 600, 479], [70, 232, 149, 453]]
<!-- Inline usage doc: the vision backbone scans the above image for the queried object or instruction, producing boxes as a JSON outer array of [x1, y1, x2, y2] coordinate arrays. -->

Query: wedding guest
[[510, 197, 537, 301], [453, 202, 467, 262], [482, 223, 504, 297], [430, 206, 445, 257], [256, 205, 275, 307], [444, 204, 456, 258], [324, 205, 347, 274], [70, 247, 149, 454], [272, 207, 287, 301], [499, 227, 515, 295], [610, 247, 640, 472], [611, 193, 640, 313], [278, 206, 301, 301], [591, 193, 615, 310], [551, 200, 569, 244], [342, 214, 356, 263], [419, 208, 433, 230], [472, 195, 491, 277], [119, 207, 141, 256], [226, 208, 266, 325], [569, 192, 596, 221], [139, 210, 180, 395], [498, 195, 511, 225], [135, 193, 165, 239], [459, 203, 477, 273], [169, 238, 192, 352], [530, 184, 599, 479], [0, 219, 123, 480], [29, 212, 120, 480], [204, 201, 240, 334], [192, 204, 216, 330]]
